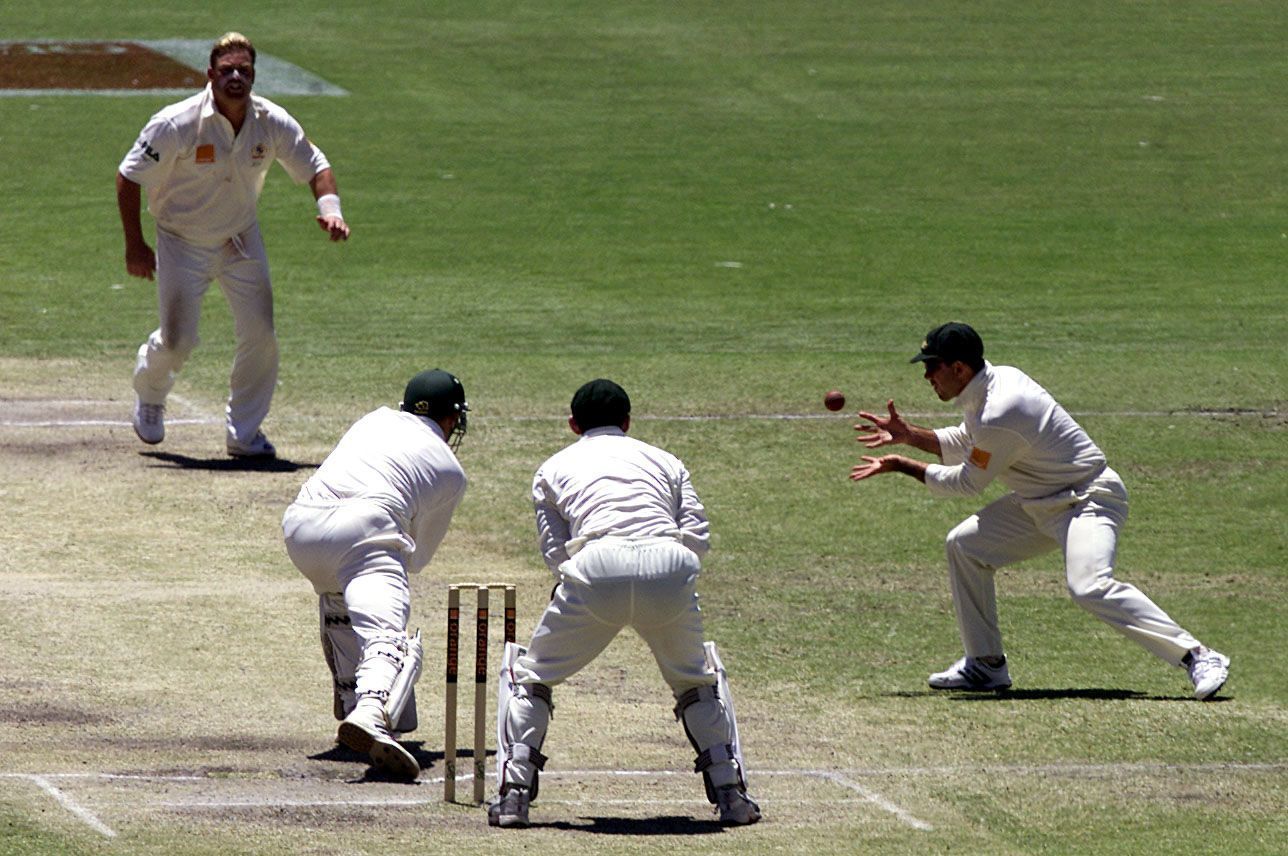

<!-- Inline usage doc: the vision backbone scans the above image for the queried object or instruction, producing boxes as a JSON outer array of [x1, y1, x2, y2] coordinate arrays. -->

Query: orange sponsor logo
[[969, 447, 992, 469], [195, 144, 215, 163]]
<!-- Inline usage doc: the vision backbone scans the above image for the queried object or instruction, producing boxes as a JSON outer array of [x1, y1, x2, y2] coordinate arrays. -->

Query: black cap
[[401, 369, 468, 420], [910, 322, 984, 366], [571, 379, 630, 430]]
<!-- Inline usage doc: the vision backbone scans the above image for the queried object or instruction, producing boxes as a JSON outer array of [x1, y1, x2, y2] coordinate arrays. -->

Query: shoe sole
[[1192, 654, 1230, 701], [1194, 674, 1228, 701], [928, 681, 1011, 691], [338, 721, 419, 781], [133, 425, 163, 445], [337, 720, 377, 754], [495, 815, 530, 828]]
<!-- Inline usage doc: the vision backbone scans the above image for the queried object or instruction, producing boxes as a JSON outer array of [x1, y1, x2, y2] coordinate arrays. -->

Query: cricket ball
[[824, 390, 846, 411]]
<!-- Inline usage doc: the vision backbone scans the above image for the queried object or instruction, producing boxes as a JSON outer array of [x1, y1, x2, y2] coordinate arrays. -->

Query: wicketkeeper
[[487, 379, 761, 828], [282, 369, 469, 780]]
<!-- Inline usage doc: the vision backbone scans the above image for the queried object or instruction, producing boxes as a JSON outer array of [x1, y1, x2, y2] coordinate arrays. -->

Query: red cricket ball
[[824, 390, 845, 411]]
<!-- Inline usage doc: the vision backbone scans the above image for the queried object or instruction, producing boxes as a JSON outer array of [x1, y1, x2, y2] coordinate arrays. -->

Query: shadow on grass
[[141, 450, 317, 472], [309, 741, 498, 782], [884, 688, 1220, 702], [538, 816, 725, 835]]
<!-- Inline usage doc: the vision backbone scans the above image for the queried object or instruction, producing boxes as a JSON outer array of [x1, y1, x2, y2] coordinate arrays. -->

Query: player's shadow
[[308, 742, 491, 783], [886, 688, 1214, 702], [538, 816, 725, 835], [140, 450, 316, 472]]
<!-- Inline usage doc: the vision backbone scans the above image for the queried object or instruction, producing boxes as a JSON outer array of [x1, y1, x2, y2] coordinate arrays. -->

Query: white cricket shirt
[[118, 84, 330, 246], [926, 362, 1107, 500], [294, 407, 467, 574], [532, 426, 710, 572]]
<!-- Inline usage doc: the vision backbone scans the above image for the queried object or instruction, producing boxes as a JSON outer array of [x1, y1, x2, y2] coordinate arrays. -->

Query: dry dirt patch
[[0, 41, 202, 90]]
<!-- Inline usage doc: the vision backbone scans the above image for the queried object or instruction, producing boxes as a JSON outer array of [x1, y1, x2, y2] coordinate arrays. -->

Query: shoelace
[[140, 404, 164, 424], [1192, 655, 1222, 680]]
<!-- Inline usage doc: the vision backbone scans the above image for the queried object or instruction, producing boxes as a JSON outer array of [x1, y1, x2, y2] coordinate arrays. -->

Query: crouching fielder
[[282, 369, 469, 780], [487, 379, 760, 828]]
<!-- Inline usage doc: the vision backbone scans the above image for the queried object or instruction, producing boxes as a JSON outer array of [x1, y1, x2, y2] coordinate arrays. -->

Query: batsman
[[487, 379, 761, 828], [282, 369, 469, 780]]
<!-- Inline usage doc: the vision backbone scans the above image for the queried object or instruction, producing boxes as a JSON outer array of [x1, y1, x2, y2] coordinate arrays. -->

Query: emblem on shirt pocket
[[969, 447, 992, 469], [195, 144, 216, 163], [251, 143, 267, 160]]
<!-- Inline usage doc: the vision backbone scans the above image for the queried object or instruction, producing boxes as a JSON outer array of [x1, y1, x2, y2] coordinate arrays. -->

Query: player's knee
[[162, 331, 200, 359], [944, 520, 976, 558], [1066, 567, 1114, 602], [238, 323, 276, 349]]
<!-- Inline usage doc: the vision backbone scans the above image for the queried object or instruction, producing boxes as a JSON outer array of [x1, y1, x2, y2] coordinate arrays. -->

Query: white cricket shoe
[[337, 699, 420, 781], [487, 786, 531, 828], [928, 655, 1012, 691], [132, 399, 165, 444], [715, 785, 762, 826], [226, 431, 276, 459], [1187, 647, 1230, 701]]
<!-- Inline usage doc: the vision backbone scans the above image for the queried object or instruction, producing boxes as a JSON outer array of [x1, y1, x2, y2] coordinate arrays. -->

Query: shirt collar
[[959, 361, 992, 412], [200, 84, 218, 119], [199, 84, 259, 126], [402, 407, 447, 440], [580, 425, 627, 439]]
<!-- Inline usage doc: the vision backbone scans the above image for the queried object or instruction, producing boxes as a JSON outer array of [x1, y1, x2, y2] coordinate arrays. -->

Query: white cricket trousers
[[503, 536, 739, 792], [945, 468, 1201, 665], [133, 224, 278, 447], [282, 499, 413, 701]]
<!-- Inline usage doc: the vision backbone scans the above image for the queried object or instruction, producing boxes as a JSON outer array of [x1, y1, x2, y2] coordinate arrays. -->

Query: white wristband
[[317, 193, 343, 220]]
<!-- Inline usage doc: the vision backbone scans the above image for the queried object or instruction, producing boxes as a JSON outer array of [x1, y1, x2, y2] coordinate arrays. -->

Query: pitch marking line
[[0, 394, 220, 428], [4, 404, 1275, 430], [12, 762, 1287, 838], [22, 775, 116, 838], [813, 771, 934, 831]]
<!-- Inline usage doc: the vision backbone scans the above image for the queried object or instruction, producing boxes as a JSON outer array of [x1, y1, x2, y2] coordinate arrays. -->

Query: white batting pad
[[319, 593, 361, 720], [704, 641, 748, 789], [384, 629, 422, 734]]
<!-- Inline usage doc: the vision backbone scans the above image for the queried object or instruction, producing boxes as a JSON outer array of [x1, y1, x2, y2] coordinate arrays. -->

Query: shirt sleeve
[[925, 424, 1026, 498], [934, 423, 971, 466], [676, 467, 710, 557], [118, 114, 179, 186], [532, 469, 572, 573], [272, 112, 331, 184], [405, 471, 466, 574]]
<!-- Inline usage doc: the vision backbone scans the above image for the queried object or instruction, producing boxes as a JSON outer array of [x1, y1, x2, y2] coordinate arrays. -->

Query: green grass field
[[1, 2, 1285, 854]]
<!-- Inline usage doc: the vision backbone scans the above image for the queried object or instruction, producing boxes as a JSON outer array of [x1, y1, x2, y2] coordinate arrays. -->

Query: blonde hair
[[210, 32, 256, 68]]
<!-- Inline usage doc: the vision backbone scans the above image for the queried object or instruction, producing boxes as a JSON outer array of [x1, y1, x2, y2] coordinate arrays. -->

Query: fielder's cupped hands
[[855, 399, 910, 448], [317, 214, 350, 241], [850, 455, 899, 481], [124, 240, 156, 280]]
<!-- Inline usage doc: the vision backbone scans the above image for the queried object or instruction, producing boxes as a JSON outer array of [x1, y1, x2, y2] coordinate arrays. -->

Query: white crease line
[[0, 419, 219, 427], [14, 762, 1284, 835], [0, 403, 1277, 430], [492, 409, 1280, 423], [157, 797, 432, 808], [16, 761, 1285, 784], [25, 775, 116, 838], [1, 393, 220, 428], [813, 771, 933, 831]]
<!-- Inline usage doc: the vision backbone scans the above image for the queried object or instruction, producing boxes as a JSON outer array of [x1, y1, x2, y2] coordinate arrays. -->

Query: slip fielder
[[850, 322, 1230, 699]]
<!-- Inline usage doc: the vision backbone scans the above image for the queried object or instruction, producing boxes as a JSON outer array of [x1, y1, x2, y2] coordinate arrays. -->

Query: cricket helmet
[[401, 369, 469, 450]]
